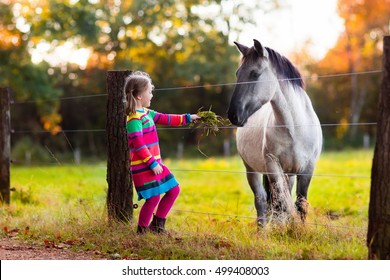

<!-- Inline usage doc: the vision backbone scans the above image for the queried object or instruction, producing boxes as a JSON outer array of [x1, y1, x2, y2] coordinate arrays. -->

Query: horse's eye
[[250, 71, 261, 79]]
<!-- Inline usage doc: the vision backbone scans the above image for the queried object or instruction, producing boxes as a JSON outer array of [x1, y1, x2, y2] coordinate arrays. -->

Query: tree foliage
[[6, 0, 387, 156], [308, 0, 389, 148], [1, 0, 277, 159]]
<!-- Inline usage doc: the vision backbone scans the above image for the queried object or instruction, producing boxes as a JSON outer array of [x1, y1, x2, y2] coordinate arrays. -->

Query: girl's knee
[[145, 195, 161, 207], [169, 185, 180, 197]]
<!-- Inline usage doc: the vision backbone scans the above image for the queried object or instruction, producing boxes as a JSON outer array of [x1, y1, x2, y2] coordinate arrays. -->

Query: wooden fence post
[[368, 36, 390, 259], [106, 70, 133, 222], [0, 87, 11, 205]]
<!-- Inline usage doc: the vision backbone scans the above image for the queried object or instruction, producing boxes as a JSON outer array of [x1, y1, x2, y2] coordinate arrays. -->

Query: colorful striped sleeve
[[149, 109, 190, 126], [126, 118, 157, 168]]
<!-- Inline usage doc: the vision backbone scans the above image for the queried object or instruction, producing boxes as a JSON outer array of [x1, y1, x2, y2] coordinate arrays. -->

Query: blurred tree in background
[[307, 0, 389, 149], [1, 0, 388, 162], [1, 0, 275, 162]]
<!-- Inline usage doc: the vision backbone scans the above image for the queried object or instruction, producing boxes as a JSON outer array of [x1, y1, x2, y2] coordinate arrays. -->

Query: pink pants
[[138, 186, 180, 227]]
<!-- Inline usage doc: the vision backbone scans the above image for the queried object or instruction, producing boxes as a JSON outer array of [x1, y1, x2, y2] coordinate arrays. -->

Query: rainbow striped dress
[[126, 108, 191, 201]]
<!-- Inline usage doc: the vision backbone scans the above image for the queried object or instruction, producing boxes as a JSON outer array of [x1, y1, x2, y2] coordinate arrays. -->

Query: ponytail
[[125, 88, 138, 115]]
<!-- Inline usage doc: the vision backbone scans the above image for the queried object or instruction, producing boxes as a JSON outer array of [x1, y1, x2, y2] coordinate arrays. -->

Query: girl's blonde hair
[[124, 71, 154, 115]]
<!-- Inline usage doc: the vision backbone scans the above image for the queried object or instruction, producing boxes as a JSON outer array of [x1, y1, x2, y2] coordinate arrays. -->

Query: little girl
[[124, 71, 199, 234]]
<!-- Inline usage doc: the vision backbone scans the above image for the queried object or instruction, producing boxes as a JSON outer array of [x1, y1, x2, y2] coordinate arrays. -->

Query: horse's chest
[[236, 126, 308, 172], [235, 104, 319, 172]]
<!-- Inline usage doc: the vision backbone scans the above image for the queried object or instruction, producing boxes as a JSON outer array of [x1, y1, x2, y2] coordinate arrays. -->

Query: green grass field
[[1, 149, 372, 259]]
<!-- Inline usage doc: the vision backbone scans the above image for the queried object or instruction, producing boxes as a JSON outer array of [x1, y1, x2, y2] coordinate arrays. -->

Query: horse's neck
[[270, 85, 304, 127]]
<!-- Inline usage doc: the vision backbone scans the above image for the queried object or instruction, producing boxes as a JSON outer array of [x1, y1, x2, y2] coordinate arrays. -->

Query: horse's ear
[[253, 39, 268, 58], [234, 42, 249, 55]]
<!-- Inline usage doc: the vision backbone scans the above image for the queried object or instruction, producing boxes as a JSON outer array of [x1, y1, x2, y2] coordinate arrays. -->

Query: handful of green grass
[[190, 107, 230, 136]]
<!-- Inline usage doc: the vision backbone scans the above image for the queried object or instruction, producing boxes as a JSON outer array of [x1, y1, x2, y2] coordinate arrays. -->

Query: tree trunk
[[106, 70, 133, 223], [367, 36, 390, 259], [0, 87, 11, 205]]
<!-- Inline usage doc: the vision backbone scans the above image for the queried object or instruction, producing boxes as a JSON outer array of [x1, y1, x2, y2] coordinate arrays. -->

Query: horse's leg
[[265, 154, 294, 218], [243, 162, 268, 227], [263, 175, 271, 205], [288, 175, 296, 194], [295, 163, 315, 222]]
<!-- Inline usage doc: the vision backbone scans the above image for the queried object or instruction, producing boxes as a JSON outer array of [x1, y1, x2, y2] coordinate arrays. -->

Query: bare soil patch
[[0, 238, 104, 260]]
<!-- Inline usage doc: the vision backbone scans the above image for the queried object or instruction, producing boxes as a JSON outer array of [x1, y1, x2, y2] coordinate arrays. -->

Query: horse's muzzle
[[227, 110, 245, 127]]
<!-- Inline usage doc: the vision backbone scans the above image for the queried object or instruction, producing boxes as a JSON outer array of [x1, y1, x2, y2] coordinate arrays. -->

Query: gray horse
[[227, 39, 322, 226]]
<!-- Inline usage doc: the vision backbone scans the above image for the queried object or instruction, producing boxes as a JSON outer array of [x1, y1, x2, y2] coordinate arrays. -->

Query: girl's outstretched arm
[[149, 110, 199, 126]]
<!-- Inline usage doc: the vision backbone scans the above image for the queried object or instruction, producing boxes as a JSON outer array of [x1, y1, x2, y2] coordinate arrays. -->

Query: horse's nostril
[[228, 112, 238, 125]]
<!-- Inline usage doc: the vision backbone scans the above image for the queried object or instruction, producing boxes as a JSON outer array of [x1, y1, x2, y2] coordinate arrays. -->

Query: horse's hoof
[[256, 217, 267, 227], [295, 198, 309, 222]]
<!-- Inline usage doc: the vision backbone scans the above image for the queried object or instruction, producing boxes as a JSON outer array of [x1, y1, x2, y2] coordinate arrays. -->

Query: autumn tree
[[3, 0, 278, 158], [308, 0, 389, 148], [0, 1, 62, 134]]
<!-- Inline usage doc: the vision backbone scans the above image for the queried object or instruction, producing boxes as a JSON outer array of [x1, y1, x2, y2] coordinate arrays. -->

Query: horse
[[227, 39, 322, 226]]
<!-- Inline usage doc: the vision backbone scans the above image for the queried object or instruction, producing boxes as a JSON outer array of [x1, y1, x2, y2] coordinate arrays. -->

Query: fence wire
[[9, 69, 382, 105], [10, 121, 378, 134], [171, 209, 367, 234], [6, 69, 376, 234]]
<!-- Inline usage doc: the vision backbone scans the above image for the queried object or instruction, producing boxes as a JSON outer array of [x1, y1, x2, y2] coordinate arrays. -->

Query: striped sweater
[[126, 108, 191, 200]]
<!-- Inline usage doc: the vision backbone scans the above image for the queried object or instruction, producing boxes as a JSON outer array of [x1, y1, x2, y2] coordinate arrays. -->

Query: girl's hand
[[152, 164, 163, 175], [190, 114, 201, 123]]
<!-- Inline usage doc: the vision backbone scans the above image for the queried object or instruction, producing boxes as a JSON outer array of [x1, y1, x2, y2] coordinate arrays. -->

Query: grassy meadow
[[1, 149, 373, 259]]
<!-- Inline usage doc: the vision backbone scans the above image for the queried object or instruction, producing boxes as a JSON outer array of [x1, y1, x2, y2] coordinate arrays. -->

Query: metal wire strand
[[10, 70, 381, 104]]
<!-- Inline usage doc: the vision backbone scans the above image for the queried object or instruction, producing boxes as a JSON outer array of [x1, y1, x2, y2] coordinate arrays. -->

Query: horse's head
[[227, 39, 278, 126]]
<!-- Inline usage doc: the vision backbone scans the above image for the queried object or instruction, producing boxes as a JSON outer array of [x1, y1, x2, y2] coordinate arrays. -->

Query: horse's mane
[[243, 47, 304, 89]]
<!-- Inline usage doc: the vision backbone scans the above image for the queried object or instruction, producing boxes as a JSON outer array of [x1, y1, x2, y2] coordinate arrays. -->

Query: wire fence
[[9, 67, 375, 178], [171, 209, 368, 234], [9, 122, 378, 134], [9, 69, 382, 105], [6, 69, 377, 233]]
